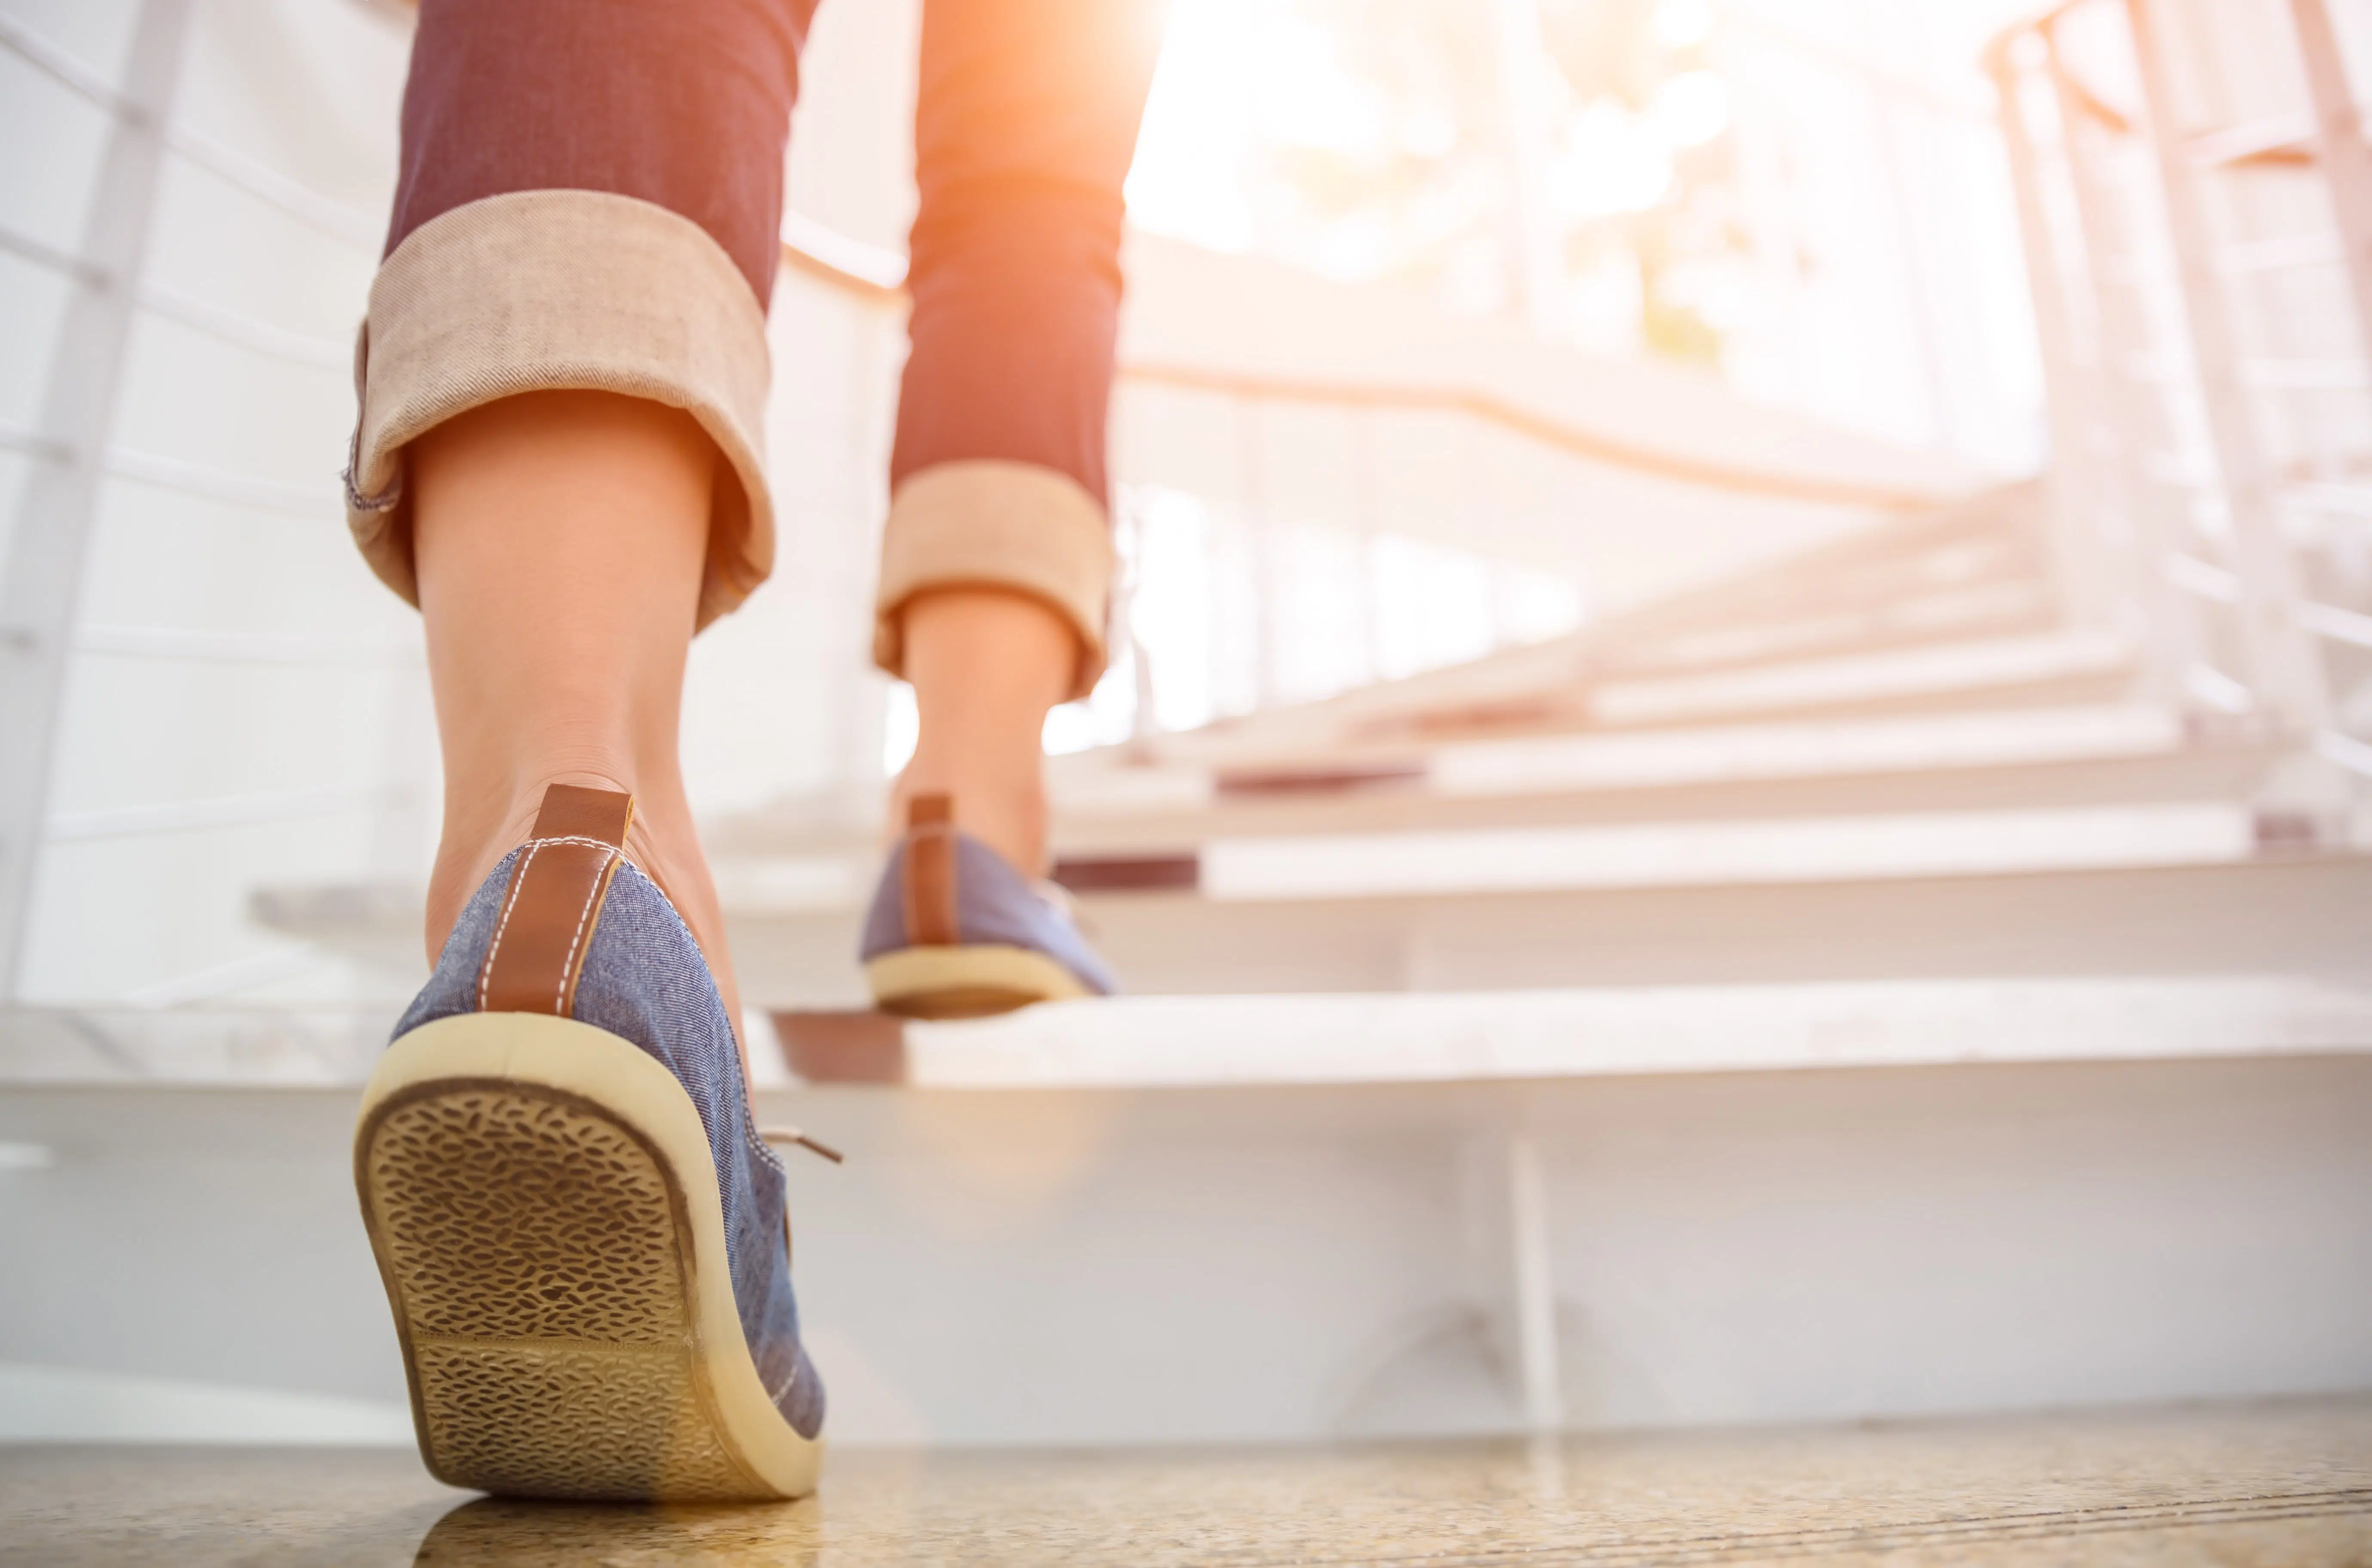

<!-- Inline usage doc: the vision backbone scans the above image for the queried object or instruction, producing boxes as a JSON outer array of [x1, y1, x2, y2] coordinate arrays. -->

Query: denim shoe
[[354, 785, 823, 1501], [860, 794, 1117, 1018]]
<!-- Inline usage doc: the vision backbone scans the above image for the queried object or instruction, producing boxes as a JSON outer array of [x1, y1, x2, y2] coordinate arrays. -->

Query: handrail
[[1987, 0, 2372, 792], [0, 9, 121, 107], [1, 419, 334, 518], [1, 13, 379, 248], [2298, 599, 2372, 652], [779, 212, 906, 300], [1119, 362, 1953, 512], [1718, 13, 1994, 122], [8, 219, 354, 370], [1981, 0, 2100, 73], [2319, 728, 2372, 778], [0, 220, 109, 288], [777, 227, 1956, 513], [46, 784, 413, 843]]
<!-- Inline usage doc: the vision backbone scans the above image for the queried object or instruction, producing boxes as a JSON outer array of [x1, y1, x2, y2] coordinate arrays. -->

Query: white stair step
[[711, 795, 2267, 913], [1585, 630, 2134, 728], [1429, 702, 2185, 797], [1042, 745, 2285, 860], [241, 841, 2372, 1009], [1054, 627, 2137, 791], [16, 973, 2363, 1092], [1201, 802, 2254, 902], [870, 976, 2372, 1091], [1043, 703, 2207, 834]]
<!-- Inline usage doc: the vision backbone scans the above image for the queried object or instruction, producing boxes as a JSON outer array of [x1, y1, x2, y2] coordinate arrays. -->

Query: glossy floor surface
[[4, 1397, 2369, 1565]]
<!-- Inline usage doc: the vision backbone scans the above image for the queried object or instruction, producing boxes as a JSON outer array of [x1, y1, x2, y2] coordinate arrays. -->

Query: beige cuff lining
[[873, 460, 1116, 702], [345, 190, 775, 630]]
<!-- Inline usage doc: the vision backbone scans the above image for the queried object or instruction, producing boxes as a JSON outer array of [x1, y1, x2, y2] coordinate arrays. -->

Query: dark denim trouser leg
[[347, 0, 813, 630], [346, 0, 1159, 675], [388, 0, 813, 306], [874, 0, 1166, 700]]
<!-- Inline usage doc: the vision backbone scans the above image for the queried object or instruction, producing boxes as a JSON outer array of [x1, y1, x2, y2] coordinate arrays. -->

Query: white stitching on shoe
[[548, 852, 790, 1183], [471, 838, 638, 1012], [553, 847, 618, 1014], [523, 834, 640, 862], [744, 1120, 788, 1179], [477, 841, 542, 1011], [766, 1353, 801, 1403]]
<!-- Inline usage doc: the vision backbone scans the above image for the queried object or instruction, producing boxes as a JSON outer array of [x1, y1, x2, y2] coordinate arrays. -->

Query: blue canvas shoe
[[353, 785, 824, 1501], [861, 794, 1117, 1018]]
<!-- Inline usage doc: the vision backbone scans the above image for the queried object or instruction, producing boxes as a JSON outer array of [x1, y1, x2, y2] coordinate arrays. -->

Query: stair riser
[[7, 1058, 2368, 1446]]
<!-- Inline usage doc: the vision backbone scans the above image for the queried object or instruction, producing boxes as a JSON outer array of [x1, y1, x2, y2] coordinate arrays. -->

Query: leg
[[412, 390, 742, 1032], [363, 387, 829, 1495], [895, 588, 1077, 872], [875, 0, 1169, 874], [347, 0, 814, 1054], [348, 3, 830, 1493]]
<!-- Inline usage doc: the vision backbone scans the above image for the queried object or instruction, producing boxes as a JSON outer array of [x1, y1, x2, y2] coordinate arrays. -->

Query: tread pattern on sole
[[361, 1082, 765, 1501]]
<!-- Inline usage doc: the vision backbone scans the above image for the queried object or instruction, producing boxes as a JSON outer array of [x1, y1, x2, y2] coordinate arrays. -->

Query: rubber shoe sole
[[864, 943, 1091, 1019], [353, 1012, 822, 1501]]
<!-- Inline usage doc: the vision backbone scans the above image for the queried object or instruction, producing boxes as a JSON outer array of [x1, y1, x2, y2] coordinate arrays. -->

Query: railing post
[[2122, 0, 2332, 735], [1504, 1132, 1564, 1434], [2045, 28, 2206, 711], [1235, 395, 1281, 711], [858, 305, 905, 813], [1874, 92, 1965, 452], [1349, 407, 1385, 689], [1491, 0, 1563, 331], [1991, 39, 2116, 635], [0, 0, 194, 1001], [2287, 0, 2372, 370], [1115, 491, 1161, 755]]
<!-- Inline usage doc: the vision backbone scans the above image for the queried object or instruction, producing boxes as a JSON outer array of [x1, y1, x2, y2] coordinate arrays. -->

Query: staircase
[[3, 0, 2370, 1461], [706, 474, 2366, 1009], [52, 451, 2358, 1449]]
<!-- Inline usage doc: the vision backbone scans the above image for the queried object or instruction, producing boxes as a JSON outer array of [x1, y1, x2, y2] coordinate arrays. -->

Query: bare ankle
[[405, 392, 750, 1076], [422, 765, 745, 1046], [424, 763, 634, 960], [894, 587, 1079, 875]]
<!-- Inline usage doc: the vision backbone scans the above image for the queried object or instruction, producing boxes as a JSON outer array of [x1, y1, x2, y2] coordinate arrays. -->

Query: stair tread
[[835, 975, 2372, 1090], [1042, 704, 2244, 838]]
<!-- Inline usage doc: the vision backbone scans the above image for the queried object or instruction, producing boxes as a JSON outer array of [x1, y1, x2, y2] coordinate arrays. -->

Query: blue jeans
[[348, 0, 1162, 695]]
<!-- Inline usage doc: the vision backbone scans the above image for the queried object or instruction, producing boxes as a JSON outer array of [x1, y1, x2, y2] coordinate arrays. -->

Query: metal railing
[[1987, 0, 2372, 812], [775, 222, 1960, 517], [0, 0, 417, 1006]]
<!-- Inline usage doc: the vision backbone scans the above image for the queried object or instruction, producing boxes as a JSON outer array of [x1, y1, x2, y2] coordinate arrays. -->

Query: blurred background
[[3, 0, 2370, 1452]]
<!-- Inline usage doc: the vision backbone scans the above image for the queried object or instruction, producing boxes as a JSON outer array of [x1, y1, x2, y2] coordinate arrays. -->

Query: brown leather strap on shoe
[[902, 793, 959, 947], [478, 785, 636, 1018]]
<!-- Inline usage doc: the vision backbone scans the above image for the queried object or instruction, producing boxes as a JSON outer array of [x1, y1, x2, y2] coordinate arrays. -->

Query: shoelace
[[758, 1126, 844, 1164]]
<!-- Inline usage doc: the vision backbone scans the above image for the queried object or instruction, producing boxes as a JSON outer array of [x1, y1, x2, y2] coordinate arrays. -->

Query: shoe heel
[[354, 1012, 819, 1501]]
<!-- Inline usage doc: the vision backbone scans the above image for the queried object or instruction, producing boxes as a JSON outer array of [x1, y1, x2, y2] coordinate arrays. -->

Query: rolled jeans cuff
[[345, 190, 775, 630], [872, 460, 1115, 702]]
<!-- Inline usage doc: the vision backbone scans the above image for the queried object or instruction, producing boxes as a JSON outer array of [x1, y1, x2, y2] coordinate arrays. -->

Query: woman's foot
[[890, 587, 1078, 876], [868, 589, 1111, 1015], [360, 785, 824, 1500], [861, 792, 1116, 1017]]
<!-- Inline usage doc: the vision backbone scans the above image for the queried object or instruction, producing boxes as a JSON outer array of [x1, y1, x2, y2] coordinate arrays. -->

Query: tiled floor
[[4, 1398, 2368, 1565]]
